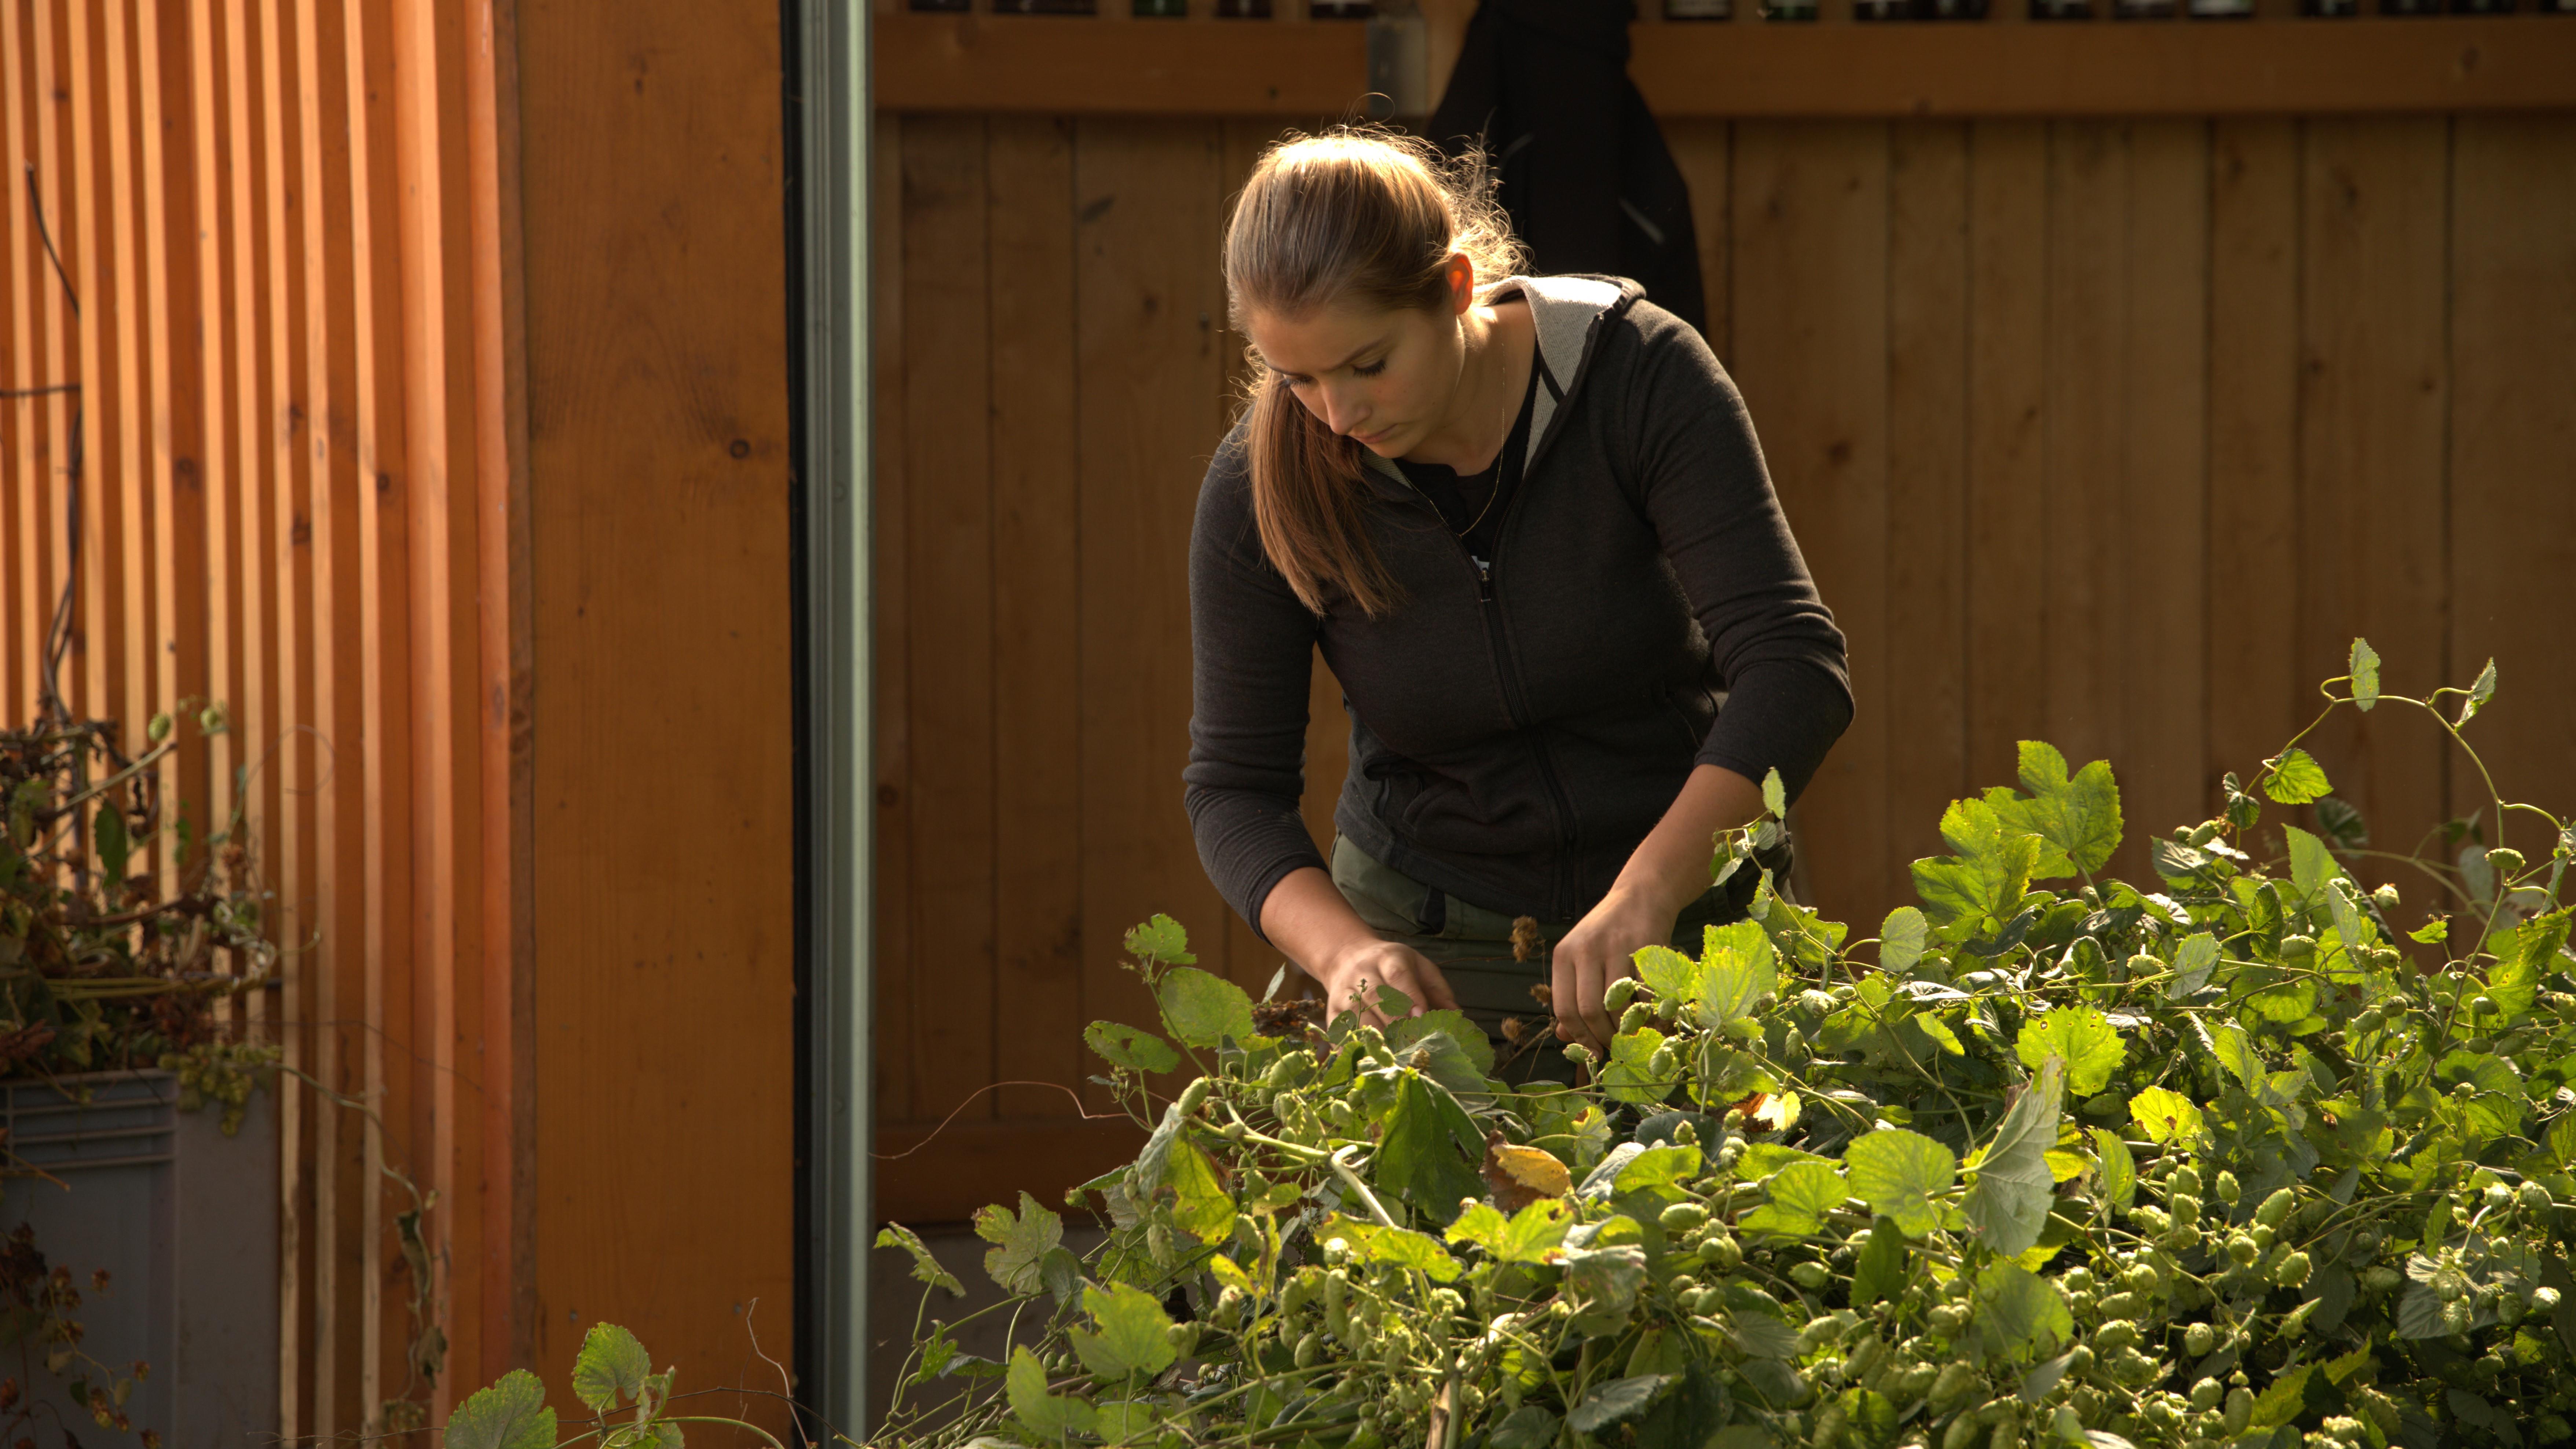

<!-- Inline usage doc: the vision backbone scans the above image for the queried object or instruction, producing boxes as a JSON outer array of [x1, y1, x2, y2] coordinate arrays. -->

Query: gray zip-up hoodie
[[1185, 275, 1851, 933]]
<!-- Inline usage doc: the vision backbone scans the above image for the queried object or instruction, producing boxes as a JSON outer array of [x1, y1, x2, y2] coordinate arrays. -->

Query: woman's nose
[[1323, 385, 1366, 436]]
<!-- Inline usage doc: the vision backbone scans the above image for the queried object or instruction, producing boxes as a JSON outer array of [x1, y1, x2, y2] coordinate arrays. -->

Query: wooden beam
[[871, 12, 2576, 117], [1630, 16, 2576, 116], [874, 14, 1367, 115]]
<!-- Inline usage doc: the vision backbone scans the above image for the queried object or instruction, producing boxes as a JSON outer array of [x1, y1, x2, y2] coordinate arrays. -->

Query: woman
[[1184, 128, 1849, 1068]]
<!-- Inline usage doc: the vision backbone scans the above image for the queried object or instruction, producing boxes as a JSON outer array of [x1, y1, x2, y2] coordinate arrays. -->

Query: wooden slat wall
[[2, 0, 509, 1432], [870, 109, 2576, 1225], [5, 0, 797, 1437]]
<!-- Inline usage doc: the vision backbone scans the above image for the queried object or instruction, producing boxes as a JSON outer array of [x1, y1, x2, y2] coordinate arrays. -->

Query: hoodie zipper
[[1391, 476, 1586, 921]]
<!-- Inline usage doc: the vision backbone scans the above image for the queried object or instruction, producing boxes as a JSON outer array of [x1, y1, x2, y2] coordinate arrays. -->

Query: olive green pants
[[1327, 837, 1773, 1082]]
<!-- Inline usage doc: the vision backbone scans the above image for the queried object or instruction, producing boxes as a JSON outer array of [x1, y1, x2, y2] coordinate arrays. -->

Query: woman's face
[[1244, 277, 1470, 459]]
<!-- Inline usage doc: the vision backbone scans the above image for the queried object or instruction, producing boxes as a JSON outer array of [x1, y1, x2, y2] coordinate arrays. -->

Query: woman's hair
[[1224, 127, 1525, 618]]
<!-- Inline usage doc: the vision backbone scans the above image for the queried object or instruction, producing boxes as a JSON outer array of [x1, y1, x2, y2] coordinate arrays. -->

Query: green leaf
[[973, 1191, 1065, 1296], [1603, 1026, 1673, 1106], [2091, 1128, 2136, 1212], [1165, 1137, 1238, 1243], [1912, 797, 2044, 940], [1083, 1022, 1180, 1074], [1964, 1058, 2062, 1258], [1068, 1282, 1178, 1381], [1843, 1129, 1955, 1238], [1697, 922, 1778, 1032], [2264, 748, 2332, 805], [2167, 932, 2220, 999], [1616, 1144, 1704, 1196], [1007, 1346, 1099, 1441], [1741, 1160, 1845, 1239], [1155, 967, 1254, 1049], [2349, 638, 2381, 711], [1760, 768, 1788, 821], [874, 1223, 966, 1297], [2459, 658, 2498, 726], [1123, 915, 1195, 966], [1850, 1216, 1908, 1306], [1376, 1073, 1485, 1221], [2205, 1021, 2262, 1088], [2127, 1087, 2204, 1149], [2014, 742, 2123, 877], [2491, 909, 2570, 1023], [2247, 1365, 2312, 1430], [1879, 907, 1927, 975], [1970, 1260, 2074, 1365], [1633, 947, 1703, 1008], [92, 804, 128, 892], [2410, 918, 2449, 945], [1447, 1197, 1575, 1263], [2014, 1007, 2125, 1097], [447, 1370, 557, 1449], [1489, 1406, 1563, 1449], [1569, 1375, 1671, 1434], [1316, 1212, 1461, 1281], [2284, 826, 2342, 902], [572, 1323, 652, 1413]]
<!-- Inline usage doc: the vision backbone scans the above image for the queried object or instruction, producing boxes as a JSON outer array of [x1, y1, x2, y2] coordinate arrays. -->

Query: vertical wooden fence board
[[1884, 121, 1969, 873], [4, 0, 34, 725], [65, 0, 121, 730], [1728, 121, 1891, 922], [2447, 115, 2576, 861], [104, 0, 154, 859], [26, 0, 72, 730], [222, 0, 278, 1009], [1963, 121, 2049, 798], [1216, 120, 1269, 991], [519, 0, 797, 1424], [2298, 118, 2451, 883], [987, 115, 1086, 1119], [2206, 118, 2304, 798], [1072, 118, 1233, 1046], [2040, 122, 2127, 798], [143, 0, 209, 880], [871, 116, 917, 1124], [1666, 118, 1732, 363], [2119, 121, 2210, 851], [898, 116, 1000, 1126]]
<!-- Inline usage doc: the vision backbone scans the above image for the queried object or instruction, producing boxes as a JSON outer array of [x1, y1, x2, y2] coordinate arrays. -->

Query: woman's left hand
[[1551, 886, 1679, 1055]]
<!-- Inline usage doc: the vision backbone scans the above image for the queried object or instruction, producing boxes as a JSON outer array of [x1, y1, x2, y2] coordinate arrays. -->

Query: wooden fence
[[3, 0, 797, 1436], [870, 98, 2576, 1222]]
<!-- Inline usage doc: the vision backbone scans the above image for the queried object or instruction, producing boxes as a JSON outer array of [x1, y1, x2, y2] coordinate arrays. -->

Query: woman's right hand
[[1306, 937, 1458, 1028]]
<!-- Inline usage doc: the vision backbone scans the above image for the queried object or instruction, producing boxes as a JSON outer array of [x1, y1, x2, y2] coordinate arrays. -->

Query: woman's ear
[[1447, 252, 1475, 316]]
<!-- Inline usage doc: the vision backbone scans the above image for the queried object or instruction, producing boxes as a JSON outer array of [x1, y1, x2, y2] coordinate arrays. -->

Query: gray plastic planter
[[0, 1071, 277, 1449]]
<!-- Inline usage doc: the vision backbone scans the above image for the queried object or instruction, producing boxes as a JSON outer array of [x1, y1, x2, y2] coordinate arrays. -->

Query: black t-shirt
[[1392, 363, 1541, 568]]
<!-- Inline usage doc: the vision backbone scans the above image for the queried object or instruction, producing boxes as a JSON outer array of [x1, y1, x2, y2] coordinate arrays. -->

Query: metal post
[[795, 0, 872, 1437]]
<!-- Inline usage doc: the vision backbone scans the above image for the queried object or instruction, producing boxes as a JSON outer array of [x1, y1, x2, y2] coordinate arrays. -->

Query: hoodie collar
[[1361, 273, 1639, 497]]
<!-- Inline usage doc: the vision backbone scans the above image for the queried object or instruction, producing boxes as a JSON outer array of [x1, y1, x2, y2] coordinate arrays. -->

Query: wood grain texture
[[898, 116, 1000, 1126], [2298, 117, 2451, 883], [1728, 122, 1891, 921], [2040, 121, 2125, 788], [2206, 118, 2304, 805], [2447, 115, 2576, 869], [1072, 119, 1234, 1079], [988, 115, 1087, 1119], [873, 13, 2576, 119], [1885, 122, 1969, 877], [519, 0, 797, 1428], [1963, 121, 2049, 801], [2119, 120, 2210, 863]]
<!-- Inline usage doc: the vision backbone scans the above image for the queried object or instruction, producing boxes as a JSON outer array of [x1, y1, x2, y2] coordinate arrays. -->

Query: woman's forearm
[[1259, 866, 1383, 978], [1603, 763, 1766, 918]]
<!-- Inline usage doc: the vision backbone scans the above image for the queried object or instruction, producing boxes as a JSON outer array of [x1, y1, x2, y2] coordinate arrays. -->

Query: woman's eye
[[1351, 359, 1387, 378]]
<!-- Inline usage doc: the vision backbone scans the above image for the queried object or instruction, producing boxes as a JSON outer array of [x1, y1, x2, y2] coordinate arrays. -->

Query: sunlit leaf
[[2012, 742, 2123, 878], [1880, 907, 1928, 976], [874, 1223, 966, 1297], [572, 1324, 651, 1414], [973, 1191, 1065, 1296], [2459, 658, 2498, 726], [1083, 1021, 1180, 1075], [2127, 1087, 2205, 1150], [1156, 967, 1255, 1049], [1068, 1282, 1177, 1382], [2167, 932, 2220, 999], [2264, 749, 2332, 805], [1741, 1160, 1845, 1239], [1448, 1196, 1576, 1264], [1970, 1260, 2074, 1365], [449, 1371, 557, 1449], [1008, 1346, 1099, 1441], [1842, 1129, 1955, 1238], [1964, 1058, 2061, 1258], [1318, 1213, 1462, 1282], [2014, 1007, 2125, 1097], [2092, 1127, 2136, 1212], [1123, 915, 1195, 966], [2349, 638, 2381, 711]]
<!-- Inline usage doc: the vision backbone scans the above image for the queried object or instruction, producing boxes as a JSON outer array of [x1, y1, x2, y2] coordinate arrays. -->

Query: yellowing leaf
[[2128, 1087, 2204, 1149], [975, 1192, 1065, 1296], [1481, 1141, 1574, 1211], [2014, 1006, 2125, 1097], [2264, 748, 2332, 805]]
